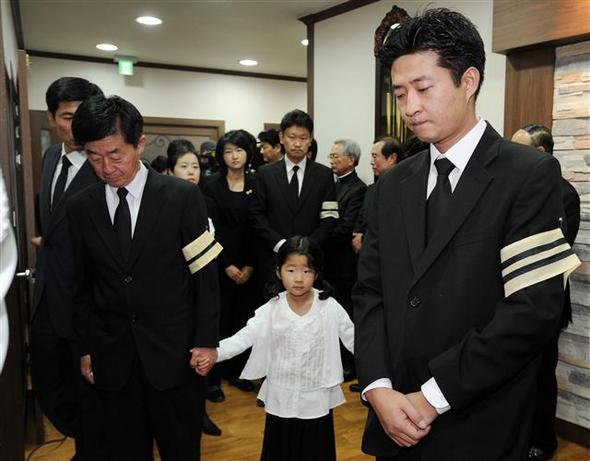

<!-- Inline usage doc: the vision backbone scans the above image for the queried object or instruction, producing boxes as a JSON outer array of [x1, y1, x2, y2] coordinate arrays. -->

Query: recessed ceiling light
[[239, 59, 258, 66], [136, 16, 162, 26], [301, 39, 309, 46], [96, 43, 118, 51]]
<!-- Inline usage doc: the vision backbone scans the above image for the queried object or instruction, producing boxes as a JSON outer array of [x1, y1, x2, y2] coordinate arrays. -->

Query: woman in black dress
[[204, 130, 258, 393]]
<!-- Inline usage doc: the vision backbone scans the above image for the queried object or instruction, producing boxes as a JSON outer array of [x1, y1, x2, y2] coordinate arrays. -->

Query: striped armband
[[501, 228, 580, 297], [320, 201, 339, 219], [182, 230, 223, 275]]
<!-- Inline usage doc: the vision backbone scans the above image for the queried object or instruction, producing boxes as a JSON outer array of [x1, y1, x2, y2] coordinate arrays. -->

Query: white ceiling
[[19, 0, 344, 78]]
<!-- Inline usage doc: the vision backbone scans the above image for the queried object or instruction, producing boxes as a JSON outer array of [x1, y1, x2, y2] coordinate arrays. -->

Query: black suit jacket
[[68, 170, 220, 391], [32, 144, 100, 338], [250, 159, 338, 250], [325, 170, 366, 280], [561, 177, 580, 326], [354, 124, 574, 459]]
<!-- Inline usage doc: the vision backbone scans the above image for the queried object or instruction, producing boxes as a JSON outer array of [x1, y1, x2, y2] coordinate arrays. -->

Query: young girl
[[198, 235, 354, 461]]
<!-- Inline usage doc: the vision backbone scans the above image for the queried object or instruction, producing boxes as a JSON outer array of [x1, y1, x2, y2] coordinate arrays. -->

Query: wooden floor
[[26, 381, 590, 460]]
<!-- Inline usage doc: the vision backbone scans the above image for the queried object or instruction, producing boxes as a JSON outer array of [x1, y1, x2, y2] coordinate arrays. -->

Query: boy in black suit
[[69, 95, 220, 460]]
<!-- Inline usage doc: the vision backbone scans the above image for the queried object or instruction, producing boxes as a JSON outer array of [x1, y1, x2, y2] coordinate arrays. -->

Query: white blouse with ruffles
[[216, 289, 354, 419]]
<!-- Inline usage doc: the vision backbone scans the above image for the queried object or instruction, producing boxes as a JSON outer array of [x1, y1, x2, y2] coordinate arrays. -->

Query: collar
[[284, 155, 307, 173], [106, 161, 148, 199], [429, 118, 487, 171], [337, 170, 355, 181], [60, 143, 87, 170]]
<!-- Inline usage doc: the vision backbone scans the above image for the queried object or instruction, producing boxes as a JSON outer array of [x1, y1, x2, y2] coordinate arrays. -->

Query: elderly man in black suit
[[512, 124, 581, 461], [250, 109, 338, 297], [353, 9, 580, 460], [30, 76, 103, 460], [68, 95, 220, 461]]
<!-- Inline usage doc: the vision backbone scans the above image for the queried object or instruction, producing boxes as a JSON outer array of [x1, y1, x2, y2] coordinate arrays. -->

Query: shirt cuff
[[421, 377, 451, 415], [361, 378, 392, 401], [273, 239, 286, 253]]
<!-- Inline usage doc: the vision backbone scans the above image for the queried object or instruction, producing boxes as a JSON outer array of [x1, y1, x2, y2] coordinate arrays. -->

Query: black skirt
[[260, 411, 337, 461]]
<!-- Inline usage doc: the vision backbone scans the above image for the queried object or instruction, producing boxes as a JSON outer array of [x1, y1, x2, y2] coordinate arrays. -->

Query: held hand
[[406, 391, 439, 427], [351, 233, 363, 255], [31, 236, 42, 247], [365, 387, 430, 447], [225, 265, 243, 283], [236, 266, 254, 284], [190, 347, 218, 376], [80, 354, 95, 385]]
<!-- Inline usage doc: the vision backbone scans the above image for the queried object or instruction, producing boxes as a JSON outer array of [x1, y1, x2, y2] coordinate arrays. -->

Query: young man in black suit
[[30, 76, 104, 460], [353, 9, 580, 460], [512, 124, 581, 461], [250, 109, 338, 295], [69, 95, 220, 460]]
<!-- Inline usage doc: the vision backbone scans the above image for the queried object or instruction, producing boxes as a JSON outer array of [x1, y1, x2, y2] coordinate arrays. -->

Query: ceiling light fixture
[[239, 59, 258, 66], [96, 43, 118, 51], [136, 16, 162, 26], [301, 39, 309, 46]]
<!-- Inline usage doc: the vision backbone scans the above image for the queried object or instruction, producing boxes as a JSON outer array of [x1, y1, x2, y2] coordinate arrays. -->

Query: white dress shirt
[[50, 144, 87, 206], [363, 118, 488, 415], [104, 162, 148, 237], [217, 289, 354, 419]]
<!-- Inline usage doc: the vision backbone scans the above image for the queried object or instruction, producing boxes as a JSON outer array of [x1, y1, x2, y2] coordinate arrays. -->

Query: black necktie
[[290, 165, 300, 201], [426, 158, 455, 242], [52, 156, 72, 211], [114, 188, 132, 262]]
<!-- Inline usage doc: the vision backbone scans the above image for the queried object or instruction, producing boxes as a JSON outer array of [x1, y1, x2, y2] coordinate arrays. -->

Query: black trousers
[[30, 299, 106, 460], [97, 354, 204, 461], [529, 328, 560, 453]]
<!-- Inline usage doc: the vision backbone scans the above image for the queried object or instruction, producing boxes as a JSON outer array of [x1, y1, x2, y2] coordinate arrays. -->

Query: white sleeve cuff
[[273, 239, 286, 253], [421, 377, 451, 415], [361, 378, 392, 401]]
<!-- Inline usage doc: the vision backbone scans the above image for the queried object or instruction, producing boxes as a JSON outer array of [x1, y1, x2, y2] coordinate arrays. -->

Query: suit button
[[131, 314, 137, 323], [124, 275, 133, 283], [409, 296, 421, 308]]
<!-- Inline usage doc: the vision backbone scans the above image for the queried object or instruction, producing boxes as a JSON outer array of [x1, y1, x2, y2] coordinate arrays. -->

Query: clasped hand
[[365, 388, 438, 447], [189, 347, 218, 376]]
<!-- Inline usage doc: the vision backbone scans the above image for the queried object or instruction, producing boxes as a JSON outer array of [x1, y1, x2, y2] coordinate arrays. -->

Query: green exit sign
[[118, 60, 134, 76]]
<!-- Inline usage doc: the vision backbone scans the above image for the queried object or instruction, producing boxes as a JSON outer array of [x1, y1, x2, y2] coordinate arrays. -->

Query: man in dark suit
[[325, 138, 366, 380], [512, 125, 581, 461], [250, 109, 338, 294], [353, 9, 580, 460], [69, 95, 220, 460], [30, 77, 103, 459]]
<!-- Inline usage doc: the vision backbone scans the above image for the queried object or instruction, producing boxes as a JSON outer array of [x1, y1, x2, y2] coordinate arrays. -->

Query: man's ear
[[462, 66, 481, 101], [47, 110, 56, 128], [536, 146, 546, 153], [137, 135, 146, 156]]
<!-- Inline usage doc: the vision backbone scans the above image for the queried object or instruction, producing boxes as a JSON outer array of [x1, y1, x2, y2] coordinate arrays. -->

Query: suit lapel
[[45, 161, 97, 239], [297, 162, 316, 212], [400, 152, 430, 272], [336, 172, 356, 202], [273, 160, 298, 212], [410, 125, 500, 288], [39, 146, 61, 234], [127, 169, 165, 270], [87, 183, 127, 271]]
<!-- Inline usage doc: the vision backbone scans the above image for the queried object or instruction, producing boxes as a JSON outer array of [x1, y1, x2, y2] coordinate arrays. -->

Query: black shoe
[[256, 399, 265, 407], [202, 413, 222, 436], [229, 378, 255, 392], [349, 383, 361, 393], [527, 445, 554, 461], [206, 385, 225, 403]]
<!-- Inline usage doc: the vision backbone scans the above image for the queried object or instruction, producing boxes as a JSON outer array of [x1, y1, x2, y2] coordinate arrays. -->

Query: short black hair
[[280, 109, 313, 134], [215, 129, 256, 175], [375, 136, 406, 161], [45, 77, 104, 115], [258, 129, 280, 147], [267, 235, 333, 300], [150, 155, 168, 173], [167, 139, 201, 171], [379, 8, 486, 99], [404, 135, 429, 159], [308, 139, 318, 162], [72, 95, 143, 147], [523, 124, 554, 155]]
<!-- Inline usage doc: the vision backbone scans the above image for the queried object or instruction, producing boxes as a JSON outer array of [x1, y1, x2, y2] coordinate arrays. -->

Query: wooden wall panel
[[493, 0, 590, 53], [503, 47, 554, 138]]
